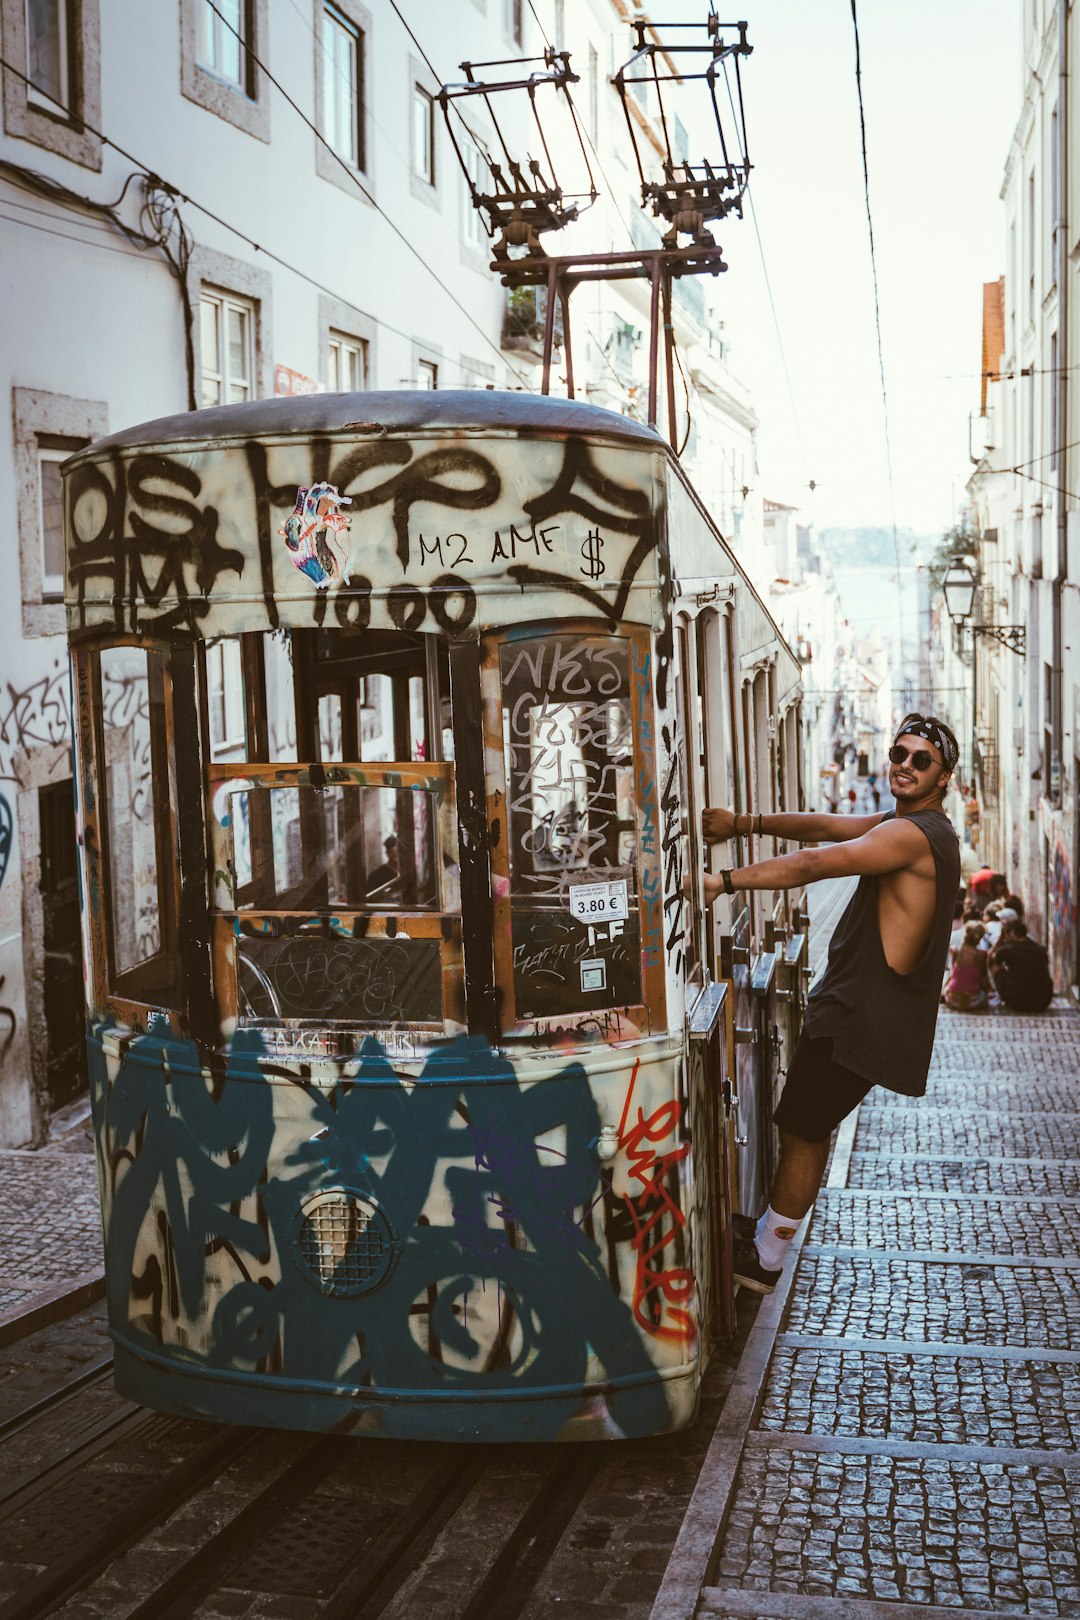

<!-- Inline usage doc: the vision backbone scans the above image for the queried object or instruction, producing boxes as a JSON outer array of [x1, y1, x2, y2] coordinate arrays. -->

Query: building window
[[328, 330, 367, 392], [3, 0, 101, 167], [588, 44, 599, 147], [200, 288, 255, 406], [1051, 105, 1059, 270], [180, 0, 267, 138], [14, 389, 105, 638], [412, 83, 435, 185], [37, 442, 75, 600], [417, 359, 438, 389], [1028, 170, 1036, 325], [197, 0, 248, 90], [26, 0, 72, 114], [505, 0, 522, 46], [1049, 331, 1058, 472], [323, 2, 364, 168]]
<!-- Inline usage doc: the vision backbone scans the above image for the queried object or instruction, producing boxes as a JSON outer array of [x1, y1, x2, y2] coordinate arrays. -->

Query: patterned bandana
[[893, 714, 959, 773]]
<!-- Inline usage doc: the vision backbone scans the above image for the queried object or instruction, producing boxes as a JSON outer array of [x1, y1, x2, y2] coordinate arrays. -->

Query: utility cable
[[717, 58, 812, 495], [0, 50, 505, 389], [0, 154, 196, 406], [388, 0, 634, 404], [205, 1, 526, 386], [849, 0, 905, 579]]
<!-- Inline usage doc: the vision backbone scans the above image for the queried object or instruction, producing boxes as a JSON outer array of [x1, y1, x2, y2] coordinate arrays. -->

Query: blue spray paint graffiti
[[89, 1026, 676, 1441]]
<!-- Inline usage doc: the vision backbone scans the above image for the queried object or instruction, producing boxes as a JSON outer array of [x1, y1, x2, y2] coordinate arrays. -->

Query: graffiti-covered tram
[[63, 390, 806, 1442]]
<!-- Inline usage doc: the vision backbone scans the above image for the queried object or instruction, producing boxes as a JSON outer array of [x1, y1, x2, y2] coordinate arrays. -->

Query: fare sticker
[[568, 879, 630, 923]]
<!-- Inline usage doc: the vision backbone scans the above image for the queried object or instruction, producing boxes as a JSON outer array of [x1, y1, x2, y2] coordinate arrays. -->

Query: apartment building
[[953, 0, 1080, 988], [0, 0, 772, 1141]]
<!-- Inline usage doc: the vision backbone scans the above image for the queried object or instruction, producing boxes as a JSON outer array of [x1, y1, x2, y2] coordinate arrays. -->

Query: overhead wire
[[848, 0, 906, 580], [0, 49, 505, 390], [393, 0, 634, 403], [206, 1, 527, 388], [720, 58, 812, 493]]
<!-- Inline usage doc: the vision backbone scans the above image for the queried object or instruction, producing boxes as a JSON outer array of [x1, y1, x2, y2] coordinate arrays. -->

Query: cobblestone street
[[696, 1005, 1080, 1618]]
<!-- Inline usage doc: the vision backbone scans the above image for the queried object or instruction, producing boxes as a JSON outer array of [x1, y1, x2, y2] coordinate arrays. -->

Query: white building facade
[[0, 0, 773, 1143], [947, 0, 1080, 988]]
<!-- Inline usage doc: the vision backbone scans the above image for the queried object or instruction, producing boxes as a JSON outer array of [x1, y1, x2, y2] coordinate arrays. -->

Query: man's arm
[[702, 806, 888, 846], [701, 817, 926, 904]]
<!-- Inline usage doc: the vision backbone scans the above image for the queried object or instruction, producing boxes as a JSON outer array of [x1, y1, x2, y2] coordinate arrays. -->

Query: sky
[[703, 0, 1020, 538]]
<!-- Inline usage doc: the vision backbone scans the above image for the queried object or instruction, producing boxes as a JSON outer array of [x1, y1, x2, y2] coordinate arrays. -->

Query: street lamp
[[942, 558, 1026, 655], [941, 560, 977, 625]]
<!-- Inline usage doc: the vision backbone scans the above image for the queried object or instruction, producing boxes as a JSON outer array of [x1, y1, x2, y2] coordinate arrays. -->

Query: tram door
[[694, 609, 738, 1334], [39, 778, 88, 1108]]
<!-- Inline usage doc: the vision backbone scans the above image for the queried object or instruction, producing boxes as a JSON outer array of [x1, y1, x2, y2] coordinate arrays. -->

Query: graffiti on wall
[[1050, 839, 1073, 987], [0, 666, 70, 781], [90, 1023, 696, 1440]]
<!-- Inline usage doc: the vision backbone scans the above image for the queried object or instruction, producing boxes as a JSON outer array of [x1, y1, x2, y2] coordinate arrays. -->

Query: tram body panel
[[64, 391, 804, 1442], [64, 400, 664, 645], [662, 466, 804, 1218], [88, 1021, 701, 1440]]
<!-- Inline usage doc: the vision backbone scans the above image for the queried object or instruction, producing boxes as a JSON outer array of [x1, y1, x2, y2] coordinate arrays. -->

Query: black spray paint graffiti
[[89, 1024, 674, 1441], [0, 666, 70, 779], [508, 438, 672, 706], [660, 724, 685, 977], [68, 452, 246, 635], [67, 436, 664, 657], [0, 794, 11, 893]]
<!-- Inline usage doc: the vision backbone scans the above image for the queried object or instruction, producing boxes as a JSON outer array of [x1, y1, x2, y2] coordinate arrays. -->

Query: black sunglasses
[[889, 744, 935, 771]]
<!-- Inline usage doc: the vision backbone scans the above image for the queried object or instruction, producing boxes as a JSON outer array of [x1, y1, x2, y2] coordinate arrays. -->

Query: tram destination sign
[[568, 878, 630, 923]]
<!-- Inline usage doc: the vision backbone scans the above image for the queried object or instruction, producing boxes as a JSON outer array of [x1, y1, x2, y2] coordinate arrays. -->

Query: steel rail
[[0, 1353, 114, 1444], [122, 1434, 344, 1620], [0, 1425, 257, 1620]]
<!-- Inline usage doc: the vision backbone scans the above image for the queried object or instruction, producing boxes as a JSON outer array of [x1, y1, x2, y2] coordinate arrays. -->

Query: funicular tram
[[63, 389, 807, 1443]]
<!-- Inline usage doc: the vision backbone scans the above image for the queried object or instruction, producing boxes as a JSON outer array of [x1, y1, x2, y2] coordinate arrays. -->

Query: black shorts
[[773, 1030, 874, 1143]]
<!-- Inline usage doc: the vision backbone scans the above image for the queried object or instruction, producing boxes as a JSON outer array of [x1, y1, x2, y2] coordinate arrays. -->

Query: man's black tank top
[[804, 808, 961, 1096]]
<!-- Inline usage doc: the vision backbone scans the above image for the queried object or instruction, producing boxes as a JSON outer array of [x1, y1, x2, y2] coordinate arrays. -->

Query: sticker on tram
[[568, 878, 630, 923], [279, 481, 352, 587], [580, 957, 607, 993]]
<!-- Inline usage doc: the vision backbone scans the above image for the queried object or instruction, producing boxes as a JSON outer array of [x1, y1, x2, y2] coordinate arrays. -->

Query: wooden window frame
[[207, 759, 464, 1044], [676, 614, 704, 992], [73, 639, 194, 1035], [482, 619, 666, 1040], [199, 285, 256, 408]]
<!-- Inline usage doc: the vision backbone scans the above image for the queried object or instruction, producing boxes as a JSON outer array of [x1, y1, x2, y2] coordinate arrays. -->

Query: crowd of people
[[942, 863, 1054, 1014]]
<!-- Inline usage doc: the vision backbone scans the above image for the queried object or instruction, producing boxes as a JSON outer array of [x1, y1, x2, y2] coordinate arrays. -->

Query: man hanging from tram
[[700, 714, 962, 1293]]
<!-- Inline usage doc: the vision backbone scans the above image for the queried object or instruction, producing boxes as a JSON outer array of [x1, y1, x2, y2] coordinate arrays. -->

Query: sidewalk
[[699, 1003, 1080, 1617], [0, 1093, 102, 1342]]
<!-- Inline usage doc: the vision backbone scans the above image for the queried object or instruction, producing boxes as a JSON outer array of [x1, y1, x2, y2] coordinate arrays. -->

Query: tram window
[[676, 621, 702, 986], [206, 639, 246, 763], [498, 633, 642, 1020], [99, 645, 181, 1004], [227, 783, 439, 910], [318, 691, 343, 759], [264, 632, 298, 761], [237, 931, 443, 1025]]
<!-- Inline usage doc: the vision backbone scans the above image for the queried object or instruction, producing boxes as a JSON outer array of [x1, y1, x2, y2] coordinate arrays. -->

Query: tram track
[[0, 1303, 758, 1619], [0, 1351, 114, 1445]]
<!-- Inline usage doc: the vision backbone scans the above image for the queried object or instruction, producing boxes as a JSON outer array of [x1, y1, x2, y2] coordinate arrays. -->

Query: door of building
[[40, 778, 87, 1110]]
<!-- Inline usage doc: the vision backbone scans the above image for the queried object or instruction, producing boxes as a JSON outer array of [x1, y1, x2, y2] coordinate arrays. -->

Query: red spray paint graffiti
[[616, 1061, 695, 1344]]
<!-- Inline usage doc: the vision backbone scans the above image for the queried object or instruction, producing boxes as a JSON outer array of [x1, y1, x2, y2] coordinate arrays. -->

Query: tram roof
[[75, 389, 666, 458]]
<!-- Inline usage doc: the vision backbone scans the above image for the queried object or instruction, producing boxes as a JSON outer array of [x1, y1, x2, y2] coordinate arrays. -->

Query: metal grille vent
[[290, 1189, 398, 1297]]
